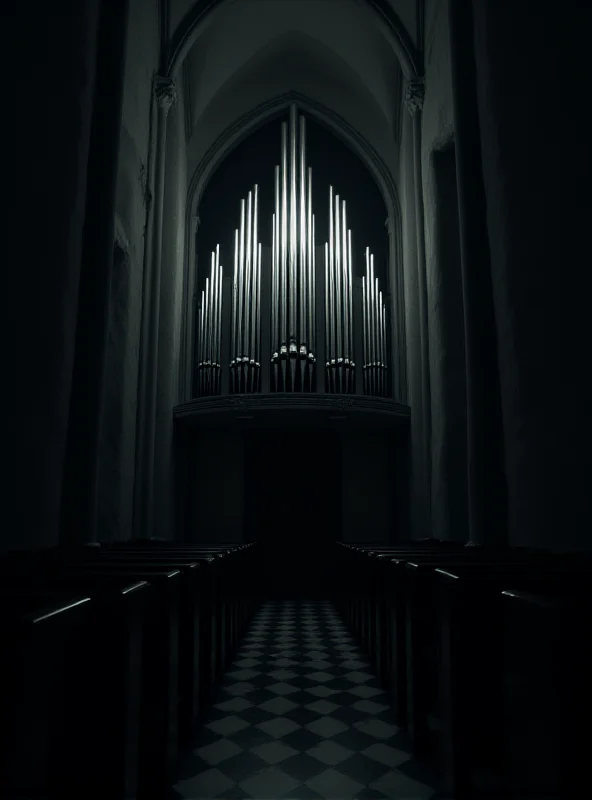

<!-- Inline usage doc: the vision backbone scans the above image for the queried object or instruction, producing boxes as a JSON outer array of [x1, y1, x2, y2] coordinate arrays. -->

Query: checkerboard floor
[[170, 600, 449, 799]]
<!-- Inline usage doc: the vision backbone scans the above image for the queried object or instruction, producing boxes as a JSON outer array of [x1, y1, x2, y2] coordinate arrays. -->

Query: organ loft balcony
[[173, 104, 410, 433]]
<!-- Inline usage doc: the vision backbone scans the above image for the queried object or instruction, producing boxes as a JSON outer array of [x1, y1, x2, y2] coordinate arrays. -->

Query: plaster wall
[[154, 92, 188, 539], [421, 0, 468, 542], [97, 0, 160, 542]]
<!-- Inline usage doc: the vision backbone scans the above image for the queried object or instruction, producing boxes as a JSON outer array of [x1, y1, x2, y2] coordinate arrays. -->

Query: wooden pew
[[334, 543, 592, 799], [99, 543, 259, 678], [0, 577, 149, 800], [500, 590, 592, 799], [1, 542, 259, 799], [433, 560, 592, 798]]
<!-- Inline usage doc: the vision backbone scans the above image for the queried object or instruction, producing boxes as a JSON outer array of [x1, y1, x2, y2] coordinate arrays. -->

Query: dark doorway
[[244, 430, 341, 598]]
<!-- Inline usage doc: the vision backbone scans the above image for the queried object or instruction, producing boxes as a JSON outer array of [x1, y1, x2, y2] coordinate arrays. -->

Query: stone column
[[385, 216, 400, 401], [133, 75, 177, 540], [405, 78, 432, 528], [385, 214, 408, 404], [60, 0, 130, 545], [182, 213, 200, 401], [448, 0, 507, 545]]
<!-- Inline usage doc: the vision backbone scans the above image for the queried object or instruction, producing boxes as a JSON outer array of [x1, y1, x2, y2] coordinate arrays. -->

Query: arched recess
[[179, 91, 407, 403], [167, 0, 420, 81]]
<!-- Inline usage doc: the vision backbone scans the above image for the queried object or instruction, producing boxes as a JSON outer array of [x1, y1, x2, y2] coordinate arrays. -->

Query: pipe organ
[[195, 104, 392, 399]]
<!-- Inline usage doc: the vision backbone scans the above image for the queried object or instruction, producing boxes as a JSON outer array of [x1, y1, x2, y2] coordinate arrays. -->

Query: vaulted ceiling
[[169, 0, 417, 192]]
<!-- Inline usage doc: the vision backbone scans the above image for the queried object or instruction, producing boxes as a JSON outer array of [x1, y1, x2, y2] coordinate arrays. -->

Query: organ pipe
[[299, 115, 307, 384], [197, 248, 223, 395], [307, 169, 313, 354], [280, 122, 288, 384], [196, 104, 391, 399]]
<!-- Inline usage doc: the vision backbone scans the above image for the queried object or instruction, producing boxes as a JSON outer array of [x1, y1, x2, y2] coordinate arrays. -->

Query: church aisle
[[171, 600, 447, 799]]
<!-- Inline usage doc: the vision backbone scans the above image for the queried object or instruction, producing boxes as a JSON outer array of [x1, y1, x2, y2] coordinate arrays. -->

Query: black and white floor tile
[[171, 600, 447, 799]]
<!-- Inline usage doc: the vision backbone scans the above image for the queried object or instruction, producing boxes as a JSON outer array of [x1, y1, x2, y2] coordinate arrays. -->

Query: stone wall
[[4, 1, 102, 553], [472, 1, 592, 552], [97, 0, 160, 542], [154, 92, 188, 539]]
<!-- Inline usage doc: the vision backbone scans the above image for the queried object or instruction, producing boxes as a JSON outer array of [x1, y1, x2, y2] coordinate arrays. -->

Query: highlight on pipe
[[195, 103, 390, 399]]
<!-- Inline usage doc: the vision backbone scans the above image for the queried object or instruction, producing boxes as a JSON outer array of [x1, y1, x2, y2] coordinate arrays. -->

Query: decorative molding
[[139, 162, 152, 209], [154, 74, 177, 115], [404, 78, 425, 116], [173, 393, 411, 431], [392, 66, 403, 144], [158, 0, 170, 73], [416, 0, 425, 75]]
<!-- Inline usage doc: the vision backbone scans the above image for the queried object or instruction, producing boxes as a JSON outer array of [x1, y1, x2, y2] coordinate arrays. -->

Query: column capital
[[154, 75, 177, 115], [404, 78, 425, 117], [384, 216, 395, 236]]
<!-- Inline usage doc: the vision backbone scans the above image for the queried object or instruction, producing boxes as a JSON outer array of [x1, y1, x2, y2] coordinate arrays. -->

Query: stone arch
[[189, 91, 400, 226], [167, 0, 420, 80], [179, 90, 405, 400]]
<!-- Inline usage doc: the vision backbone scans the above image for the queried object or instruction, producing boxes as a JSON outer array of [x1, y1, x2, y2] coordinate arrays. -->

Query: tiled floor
[[170, 599, 446, 799]]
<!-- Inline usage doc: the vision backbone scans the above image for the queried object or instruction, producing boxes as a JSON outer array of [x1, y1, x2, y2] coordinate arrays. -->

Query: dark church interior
[[3, 0, 592, 798]]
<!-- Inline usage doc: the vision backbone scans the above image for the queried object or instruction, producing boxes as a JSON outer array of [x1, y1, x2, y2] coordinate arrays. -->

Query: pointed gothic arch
[[179, 91, 405, 403], [167, 0, 420, 81]]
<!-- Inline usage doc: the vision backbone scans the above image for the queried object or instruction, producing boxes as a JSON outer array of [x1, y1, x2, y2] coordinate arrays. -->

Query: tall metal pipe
[[375, 275, 380, 395], [365, 247, 371, 393], [244, 190, 253, 367], [257, 242, 262, 368], [289, 104, 297, 347], [237, 199, 246, 362], [362, 272, 368, 393], [210, 259, 216, 377], [370, 265, 375, 394], [281, 122, 288, 352], [273, 164, 280, 353], [380, 291, 386, 396], [271, 211, 277, 356], [204, 274, 210, 391], [199, 289, 205, 367], [312, 213, 316, 354], [214, 248, 221, 392], [250, 186, 258, 367], [217, 263, 223, 393], [213, 247, 220, 390], [348, 229, 353, 380], [334, 195, 343, 371], [307, 169, 313, 352], [198, 291, 204, 393], [232, 229, 238, 363], [324, 242, 330, 384], [377, 288, 382, 395], [299, 115, 307, 354], [342, 201, 349, 362], [328, 187, 335, 373]]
